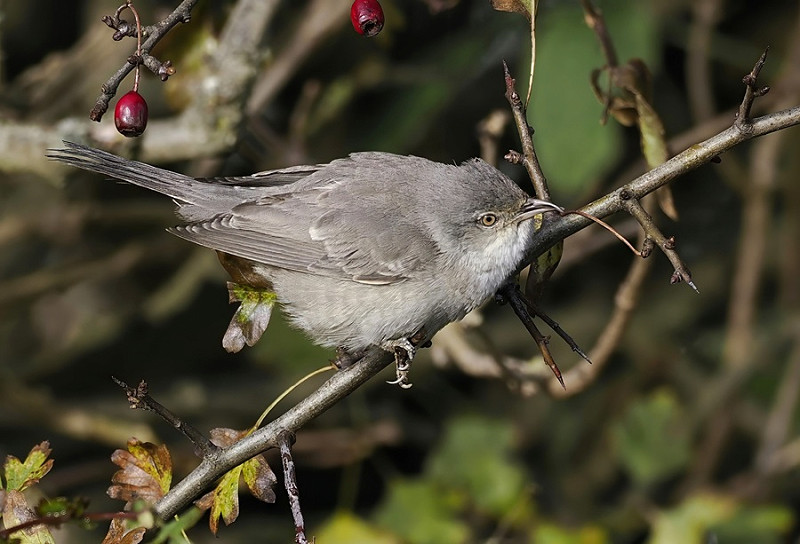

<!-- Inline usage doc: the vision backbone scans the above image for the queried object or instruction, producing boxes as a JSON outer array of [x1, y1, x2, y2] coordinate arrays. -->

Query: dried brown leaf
[[489, 0, 533, 20], [101, 518, 146, 544], [107, 440, 172, 505]]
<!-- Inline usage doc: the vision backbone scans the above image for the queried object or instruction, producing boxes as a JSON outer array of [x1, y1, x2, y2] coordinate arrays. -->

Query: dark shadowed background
[[2, 0, 800, 542]]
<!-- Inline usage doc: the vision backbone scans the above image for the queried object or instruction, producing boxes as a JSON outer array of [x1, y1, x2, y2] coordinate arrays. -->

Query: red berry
[[350, 0, 384, 37], [114, 90, 148, 137]]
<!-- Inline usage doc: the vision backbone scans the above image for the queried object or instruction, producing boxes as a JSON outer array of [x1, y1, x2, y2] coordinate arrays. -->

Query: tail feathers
[[47, 141, 224, 206]]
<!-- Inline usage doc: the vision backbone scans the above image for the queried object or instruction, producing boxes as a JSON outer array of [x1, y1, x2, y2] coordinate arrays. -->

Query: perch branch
[[526, 104, 800, 264], [153, 349, 392, 520]]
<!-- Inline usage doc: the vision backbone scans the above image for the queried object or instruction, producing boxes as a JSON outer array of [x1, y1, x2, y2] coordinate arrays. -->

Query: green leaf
[[201, 465, 242, 536], [709, 503, 794, 544], [373, 479, 468, 544], [3, 442, 53, 492], [533, 522, 610, 544], [611, 389, 691, 487], [648, 493, 737, 544], [426, 415, 528, 516], [317, 511, 399, 544], [149, 506, 205, 544], [527, 0, 659, 197]]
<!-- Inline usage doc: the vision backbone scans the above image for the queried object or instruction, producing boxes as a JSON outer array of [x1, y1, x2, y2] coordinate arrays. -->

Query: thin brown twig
[[0, 511, 138, 541], [755, 332, 800, 474], [112, 377, 218, 458], [560, 210, 642, 256], [502, 61, 551, 201], [736, 48, 771, 127], [550, 198, 658, 397], [91, 0, 197, 121], [621, 196, 698, 291], [686, 0, 723, 122]]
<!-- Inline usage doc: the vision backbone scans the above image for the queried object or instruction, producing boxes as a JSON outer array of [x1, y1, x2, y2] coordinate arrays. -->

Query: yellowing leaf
[[648, 493, 737, 544], [242, 456, 277, 504], [1, 489, 56, 544], [196, 465, 242, 535], [108, 440, 172, 505], [195, 428, 278, 534], [3, 442, 53, 492]]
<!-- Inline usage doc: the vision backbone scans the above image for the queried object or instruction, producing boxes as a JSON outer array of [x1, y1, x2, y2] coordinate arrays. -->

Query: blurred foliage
[[2, 0, 800, 542], [611, 389, 691, 487]]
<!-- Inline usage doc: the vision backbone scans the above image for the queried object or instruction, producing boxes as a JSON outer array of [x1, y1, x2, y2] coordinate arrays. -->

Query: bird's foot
[[382, 328, 429, 389], [382, 337, 416, 389]]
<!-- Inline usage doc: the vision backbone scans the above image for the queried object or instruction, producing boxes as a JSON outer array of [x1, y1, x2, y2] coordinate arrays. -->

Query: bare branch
[[112, 377, 218, 458], [152, 349, 392, 520], [525, 104, 800, 265], [90, 0, 198, 121]]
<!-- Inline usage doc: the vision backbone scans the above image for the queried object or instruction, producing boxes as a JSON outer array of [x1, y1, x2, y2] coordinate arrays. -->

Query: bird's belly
[[268, 269, 474, 351]]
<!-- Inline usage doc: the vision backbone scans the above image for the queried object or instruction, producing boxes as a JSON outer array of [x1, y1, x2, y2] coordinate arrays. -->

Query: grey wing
[[307, 207, 436, 284], [170, 195, 436, 284]]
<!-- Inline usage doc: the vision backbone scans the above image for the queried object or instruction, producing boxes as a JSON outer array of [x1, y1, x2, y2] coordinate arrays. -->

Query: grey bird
[[48, 142, 562, 386]]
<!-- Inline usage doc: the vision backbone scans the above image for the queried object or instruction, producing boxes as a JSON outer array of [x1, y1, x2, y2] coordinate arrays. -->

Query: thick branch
[[152, 349, 392, 520]]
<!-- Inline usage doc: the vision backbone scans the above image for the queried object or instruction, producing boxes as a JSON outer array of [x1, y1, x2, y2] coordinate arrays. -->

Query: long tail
[[46, 141, 216, 205]]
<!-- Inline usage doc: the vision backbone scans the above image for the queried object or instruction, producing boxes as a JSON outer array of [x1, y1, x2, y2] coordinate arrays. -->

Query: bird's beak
[[514, 198, 563, 223]]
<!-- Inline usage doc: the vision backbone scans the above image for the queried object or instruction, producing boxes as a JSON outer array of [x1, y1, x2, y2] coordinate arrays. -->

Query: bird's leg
[[332, 347, 367, 369], [382, 328, 428, 389], [383, 338, 415, 389]]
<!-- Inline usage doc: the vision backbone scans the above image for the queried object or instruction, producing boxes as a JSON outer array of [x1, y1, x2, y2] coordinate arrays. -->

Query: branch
[[154, 49, 800, 525], [524, 104, 800, 264], [279, 432, 309, 544], [90, 0, 198, 121], [152, 349, 392, 520], [112, 377, 218, 458]]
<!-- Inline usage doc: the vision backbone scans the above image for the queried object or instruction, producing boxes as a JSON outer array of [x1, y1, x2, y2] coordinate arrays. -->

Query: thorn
[[572, 345, 593, 365], [555, 370, 566, 390]]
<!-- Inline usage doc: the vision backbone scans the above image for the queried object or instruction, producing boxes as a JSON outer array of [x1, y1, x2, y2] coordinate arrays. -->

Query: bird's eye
[[479, 213, 498, 227]]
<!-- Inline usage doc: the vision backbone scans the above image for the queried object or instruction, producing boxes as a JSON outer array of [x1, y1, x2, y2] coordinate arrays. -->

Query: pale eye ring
[[479, 213, 498, 227]]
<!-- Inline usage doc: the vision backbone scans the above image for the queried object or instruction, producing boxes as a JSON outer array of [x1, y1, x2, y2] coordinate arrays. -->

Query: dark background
[[1, 0, 800, 542]]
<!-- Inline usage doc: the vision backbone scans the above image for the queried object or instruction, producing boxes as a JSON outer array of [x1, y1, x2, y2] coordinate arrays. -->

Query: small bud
[[350, 0, 384, 37], [114, 91, 148, 137]]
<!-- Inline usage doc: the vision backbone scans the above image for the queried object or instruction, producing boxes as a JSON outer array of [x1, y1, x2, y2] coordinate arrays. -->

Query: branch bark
[[152, 349, 391, 520], [525, 105, 800, 265]]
